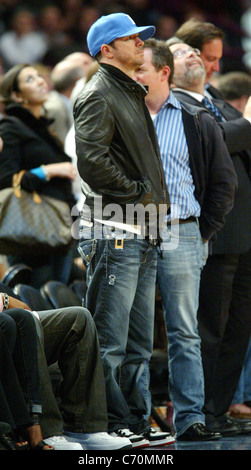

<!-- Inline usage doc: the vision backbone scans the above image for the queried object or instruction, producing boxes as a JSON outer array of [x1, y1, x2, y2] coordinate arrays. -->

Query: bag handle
[[12, 170, 42, 204]]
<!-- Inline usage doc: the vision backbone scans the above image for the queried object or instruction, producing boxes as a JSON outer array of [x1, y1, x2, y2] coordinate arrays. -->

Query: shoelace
[[117, 429, 133, 437]]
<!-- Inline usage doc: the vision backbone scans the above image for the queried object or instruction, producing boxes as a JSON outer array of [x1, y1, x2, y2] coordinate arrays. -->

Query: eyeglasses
[[172, 47, 201, 58]]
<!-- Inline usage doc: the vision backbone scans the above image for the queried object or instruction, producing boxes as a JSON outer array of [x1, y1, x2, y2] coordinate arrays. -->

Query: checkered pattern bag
[[0, 170, 73, 256]]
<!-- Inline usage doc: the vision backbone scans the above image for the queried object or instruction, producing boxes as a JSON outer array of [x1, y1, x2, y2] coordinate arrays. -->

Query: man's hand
[[8, 295, 31, 311]]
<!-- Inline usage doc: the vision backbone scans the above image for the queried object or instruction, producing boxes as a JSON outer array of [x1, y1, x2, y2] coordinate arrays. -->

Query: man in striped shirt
[[134, 38, 237, 442]]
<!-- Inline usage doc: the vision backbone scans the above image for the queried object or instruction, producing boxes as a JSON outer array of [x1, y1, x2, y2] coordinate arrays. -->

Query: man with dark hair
[[134, 38, 237, 441], [74, 13, 173, 448], [167, 36, 251, 438], [175, 18, 224, 89], [43, 57, 87, 143]]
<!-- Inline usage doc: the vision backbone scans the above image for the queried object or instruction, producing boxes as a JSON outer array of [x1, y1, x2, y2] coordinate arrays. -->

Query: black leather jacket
[[74, 64, 169, 221]]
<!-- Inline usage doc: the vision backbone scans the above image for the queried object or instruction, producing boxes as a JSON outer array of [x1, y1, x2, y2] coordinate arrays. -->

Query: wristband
[[30, 166, 47, 181]]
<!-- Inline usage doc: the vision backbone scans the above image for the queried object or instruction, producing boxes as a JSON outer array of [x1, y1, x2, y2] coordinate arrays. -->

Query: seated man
[[0, 283, 132, 450]]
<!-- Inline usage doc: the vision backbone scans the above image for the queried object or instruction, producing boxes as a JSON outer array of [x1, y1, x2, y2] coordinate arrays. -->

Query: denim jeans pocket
[[164, 221, 199, 240], [78, 238, 97, 269], [201, 240, 209, 267]]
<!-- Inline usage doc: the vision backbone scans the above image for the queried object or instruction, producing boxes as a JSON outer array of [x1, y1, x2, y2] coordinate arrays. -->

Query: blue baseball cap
[[87, 13, 156, 58]]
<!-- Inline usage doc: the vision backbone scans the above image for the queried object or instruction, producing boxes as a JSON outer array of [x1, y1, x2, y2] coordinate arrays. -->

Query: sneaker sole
[[148, 437, 175, 446], [131, 440, 150, 449], [83, 444, 133, 450]]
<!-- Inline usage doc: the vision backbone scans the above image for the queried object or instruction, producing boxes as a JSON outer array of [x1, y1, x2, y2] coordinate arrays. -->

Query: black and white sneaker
[[110, 429, 149, 448], [142, 427, 175, 446]]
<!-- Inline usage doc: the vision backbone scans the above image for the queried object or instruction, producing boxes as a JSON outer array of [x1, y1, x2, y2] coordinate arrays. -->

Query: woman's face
[[16, 66, 49, 106]]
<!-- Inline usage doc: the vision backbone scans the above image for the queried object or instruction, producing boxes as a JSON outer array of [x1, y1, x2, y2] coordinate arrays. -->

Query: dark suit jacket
[[173, 89, 251, 254]]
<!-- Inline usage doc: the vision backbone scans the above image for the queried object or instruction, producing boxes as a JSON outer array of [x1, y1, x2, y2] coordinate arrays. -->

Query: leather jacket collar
[[100, 63, 148, 96]]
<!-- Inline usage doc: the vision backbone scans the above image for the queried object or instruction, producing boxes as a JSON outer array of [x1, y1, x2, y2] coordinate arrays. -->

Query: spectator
[[217, 71, 251, 113], [0, 283, 132, 450], [167, 36, 251, 437], [0, 63, 76, 287], [61, 0, 84, 38], [134, 37, 236, 441], [39, 4, 73, 50], [72, 5, 101, 52], [0, 8, 47, 71], [124, 0, 161, 26], [215, 69, 251, 422], [155, 15, 179, 41], [74, 12, 173, 448], [0, 296, 53, 450], [68, 53, 95, 105], [43, 57, 86, 143], [175, 17, 225, 85], [38, 4, 78, 68]]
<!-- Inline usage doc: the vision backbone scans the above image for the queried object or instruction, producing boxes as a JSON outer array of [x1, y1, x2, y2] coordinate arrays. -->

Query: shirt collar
[[172, 87, 204, 102], [162, 90, 182, 110]]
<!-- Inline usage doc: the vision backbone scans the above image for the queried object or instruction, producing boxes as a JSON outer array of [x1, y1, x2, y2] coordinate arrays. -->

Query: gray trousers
[[33, 307, 108, 438]]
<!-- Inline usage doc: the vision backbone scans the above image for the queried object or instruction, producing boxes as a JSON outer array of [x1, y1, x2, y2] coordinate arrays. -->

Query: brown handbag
[[0, 170, 73, 256]]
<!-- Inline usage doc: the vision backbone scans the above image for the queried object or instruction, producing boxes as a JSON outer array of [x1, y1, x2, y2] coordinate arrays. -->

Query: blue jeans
[[157, 220, 208, 437], [78, 226, 157, 434]]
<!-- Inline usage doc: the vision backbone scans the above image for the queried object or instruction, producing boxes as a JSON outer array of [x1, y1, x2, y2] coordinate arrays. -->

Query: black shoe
[[176, 423, 221, 441], [0, 422, 16, 450], [207, 415, 241, 437], [226, 415, 251, 435]]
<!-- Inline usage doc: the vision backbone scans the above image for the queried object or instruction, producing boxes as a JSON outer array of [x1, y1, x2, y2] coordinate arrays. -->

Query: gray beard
[[174, 66, 205, 88]]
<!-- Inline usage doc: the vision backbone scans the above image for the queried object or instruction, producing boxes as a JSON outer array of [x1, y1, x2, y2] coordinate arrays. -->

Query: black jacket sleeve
[[197, 112, 238, 240], [0, 117, 47, 192]]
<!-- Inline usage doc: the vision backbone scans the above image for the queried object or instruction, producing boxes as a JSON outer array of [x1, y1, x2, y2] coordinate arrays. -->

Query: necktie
[[202, 96, 224, 122]]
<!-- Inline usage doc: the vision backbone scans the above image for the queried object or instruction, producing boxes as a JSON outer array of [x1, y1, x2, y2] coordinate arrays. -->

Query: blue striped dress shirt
[[152, 91, 201, 221]]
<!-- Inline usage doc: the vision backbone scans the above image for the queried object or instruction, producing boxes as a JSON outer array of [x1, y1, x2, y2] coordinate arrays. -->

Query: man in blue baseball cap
[[73, 13, 173, 448], [87, 13, 156, 58]]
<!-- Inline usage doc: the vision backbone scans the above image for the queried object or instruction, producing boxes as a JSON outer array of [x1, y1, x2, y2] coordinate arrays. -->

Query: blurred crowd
[[0, 0, 250, 76]]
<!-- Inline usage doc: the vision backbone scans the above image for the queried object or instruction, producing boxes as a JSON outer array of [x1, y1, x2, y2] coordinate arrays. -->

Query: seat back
[[40, 281, 82, 309], [0, 264, 33, 288], [13, 283, 52, 311]]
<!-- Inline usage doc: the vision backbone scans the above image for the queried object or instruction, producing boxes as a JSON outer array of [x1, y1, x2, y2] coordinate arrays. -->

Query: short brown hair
[[175, 18, 224, 51], [95, 39, 116, 62], [143, 38, 174, 85]]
